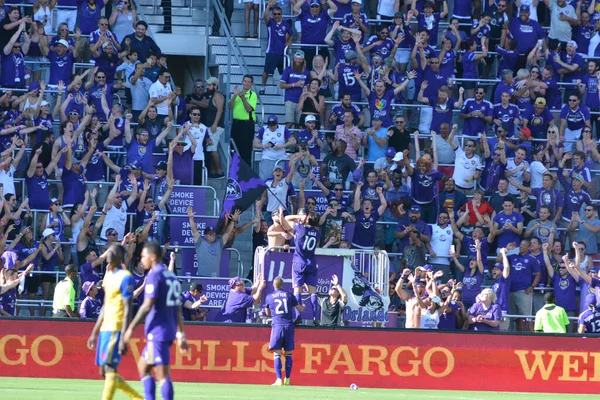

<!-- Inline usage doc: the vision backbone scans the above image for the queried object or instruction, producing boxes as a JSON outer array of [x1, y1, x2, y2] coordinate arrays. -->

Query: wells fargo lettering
[[515, 350, 600, 382], [0, 335, 63, 367]]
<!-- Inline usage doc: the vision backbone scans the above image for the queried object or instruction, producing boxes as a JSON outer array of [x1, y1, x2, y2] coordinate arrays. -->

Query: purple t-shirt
[[0, 288, 16, 316], [181, 291, 199, 321], [48, 50, 74, 85], [578, 308, 600, 333], [127, 137, 156, 174], [410, 168, 444, 204], [523, 105, 554, 139], [560, 105, 591, 131], [266, 19, 292, 55], [173, 149, 194, 185], [332, 39, 356, 64], [461, 236, 489, 265], [462, 268, 483, 305], [490, 276, 510, 312], [493, 211, 525, 248], [62, 168, 86, 208], [368, 89, 396, 127], [364, 36, 395, 59], [76, 0, 104, 34], [296, 129, 323, 159], [292, 222, 320, 266], [508, 17, 545, 55], [531, 188, 563, 218], [553, 273, 577, 312], [297, 9, 330, 45], [80, 262, 101, 300], [336, 63, 363, 100], [352, 210, 379, 248], [437, 301, 459, 330], [144, 263, 179, 342], [508, 253, 540, 292], [132, 271, 145, 306], [461, 98, 493, 136], [224, 287, 254, 323], [26, 172, 51, 210], [79, 296, 101, 319], [469, 302, 501, 331], [281, 67, 310, 103], [265, 289, 298, 326]]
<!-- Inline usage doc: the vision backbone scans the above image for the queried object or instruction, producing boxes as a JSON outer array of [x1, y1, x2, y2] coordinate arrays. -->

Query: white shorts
[[56, 10, 77, 32], [563, 127, 581, 153], [418, 106, 433, 133], [206, 126, 224, 152], [395, 48, 411, 64], [244, 0, 260, 4]]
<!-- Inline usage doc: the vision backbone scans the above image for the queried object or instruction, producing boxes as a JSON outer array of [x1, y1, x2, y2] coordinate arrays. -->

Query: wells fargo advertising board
[[1, 320, 599, 394]]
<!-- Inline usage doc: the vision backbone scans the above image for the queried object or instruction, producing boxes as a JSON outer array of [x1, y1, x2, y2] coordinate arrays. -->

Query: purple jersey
[[462, 51, 478, 79], [461, 98, 493, 136], [80, 262, 101, 300], [62, 168, 86, 208], [144, 264, 180, 342], [490, 276, 510, 312], [266, 19, 292, 55], [480, 158, 506, 195], [281, 67, 310, 103], [437, 301, 459, 330], [80, 296, 102, 319], [417, 13, 442, 46], [453, 0, 472, 17], [364, 36, 395, 59], [292, 222, 320, 266], [496, 47, 518, 78], [180, 291, 199, 321], [523, 105, 554, 139], [461, 236, 489, 264], [336, 63, 363, 101], [332, 39, 356, 64], [531, 187, 563, 217], [410, 168, 444, 204], [493, 211, 525, 248], [582, 73, 600, 109], [560, 52, 583, 83], [265, 289, 298, 326], [560, 105, 591, 131], [468, 302, 501, 331], [462, 268, 483, 305], [297, 9, 330, 45], [26, 172, 51, 210], [429, 98, 455, 135], [508, 17, 545, 55], [0, 287, 16, 316], [223, 288, 254, 322], [578, 309, 600, 333], [553, 273, 577, 312], [493, 103, 520, 134], [132, 271, 145, 306], [352, 210, 379, 248], [48, 50, 74, 85], [507, 253, 540, 292]]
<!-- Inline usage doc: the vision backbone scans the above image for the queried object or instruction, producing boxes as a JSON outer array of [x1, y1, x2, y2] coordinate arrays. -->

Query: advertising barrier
[[3, 321, 598, 394]]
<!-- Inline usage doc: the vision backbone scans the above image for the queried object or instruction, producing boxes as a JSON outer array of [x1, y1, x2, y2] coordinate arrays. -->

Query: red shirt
[[460, 201, 494, 225]]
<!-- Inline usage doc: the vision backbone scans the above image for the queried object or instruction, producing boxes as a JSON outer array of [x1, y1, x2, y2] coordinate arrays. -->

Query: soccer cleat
[[284, 378, 291, 386], [272, 379, 283, 386]]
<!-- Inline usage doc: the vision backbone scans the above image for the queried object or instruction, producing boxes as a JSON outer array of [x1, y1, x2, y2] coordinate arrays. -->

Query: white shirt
[[149, 80, 172, 116], [0, 165, 16, 196], [528, 160, 547, 189], [506, 158, 529, 195], [265, 179, 290, 212], [429, 223, 453, 265], [256, 125, 289, 161], [420, 309, 440, 329], [101, 202, 128, 240], [184, 122, 208, 161], [589, 33, 600, 57], [452, 147, 483, 189]]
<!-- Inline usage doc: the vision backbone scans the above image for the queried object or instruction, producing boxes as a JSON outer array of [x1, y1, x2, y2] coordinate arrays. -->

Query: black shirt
[[387, 128, 412, 153]]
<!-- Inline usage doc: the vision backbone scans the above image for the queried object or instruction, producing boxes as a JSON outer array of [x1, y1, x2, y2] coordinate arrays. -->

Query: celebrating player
[[123, 242, 189, 400], [264, 276, 305, 386], [87, 244, 142, 400], [280, 205, 321, 325]]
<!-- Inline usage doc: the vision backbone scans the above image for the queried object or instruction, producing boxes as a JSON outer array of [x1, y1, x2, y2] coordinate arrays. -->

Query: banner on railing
[[260, 250, 389, 326], [1, 320, 599, 394], [169, 216, 231, 277]]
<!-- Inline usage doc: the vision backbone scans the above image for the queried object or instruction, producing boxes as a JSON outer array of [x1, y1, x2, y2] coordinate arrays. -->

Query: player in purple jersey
[[578, 293, 600, 334], [281, 206, 321, 325], [264, 276, 305, 386], [124, 242, 189, 400]]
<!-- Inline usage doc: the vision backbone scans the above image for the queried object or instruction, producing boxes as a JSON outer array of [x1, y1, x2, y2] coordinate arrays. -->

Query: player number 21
[[274, 298, 289, 315], [166, 279, 182, 307]]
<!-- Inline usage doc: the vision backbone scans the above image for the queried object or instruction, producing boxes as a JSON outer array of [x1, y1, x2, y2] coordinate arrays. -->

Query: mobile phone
[[450, 245, 455, 253]]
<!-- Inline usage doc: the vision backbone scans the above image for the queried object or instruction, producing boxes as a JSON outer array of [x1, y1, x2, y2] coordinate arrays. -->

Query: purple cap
[[385, 147, 396, 158], [266, 115, 278, 126], [128, 160, 143, 170], [28, 81, 40, 91], [493, 262, 503, 270], [82, 281, 96, 296], [520, 4, 530, 11], [423, 264, 433, 272], [591, 265, 600, 273], [585, 293, 597, 307], [229, 276, 243, 289], [410, 205, 421, 213]]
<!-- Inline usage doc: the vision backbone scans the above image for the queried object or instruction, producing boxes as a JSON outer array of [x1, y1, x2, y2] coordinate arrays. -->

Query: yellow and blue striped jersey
[[100, 267, 135, 332]]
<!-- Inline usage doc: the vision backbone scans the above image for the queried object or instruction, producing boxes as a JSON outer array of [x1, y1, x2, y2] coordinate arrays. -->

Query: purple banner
[[169, 216, 231, 277], [260, 251, 344, 320], [168, 186, 207, 215]]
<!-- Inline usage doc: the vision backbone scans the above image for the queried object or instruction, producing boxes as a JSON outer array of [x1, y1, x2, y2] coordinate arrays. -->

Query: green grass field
[[0, 378, 597, 400]]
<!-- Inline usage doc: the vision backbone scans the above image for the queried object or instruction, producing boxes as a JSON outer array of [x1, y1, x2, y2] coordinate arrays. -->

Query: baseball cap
[[155, 161, 167, 170], [190, 282, 203, 292], [492, 262, 503, 270], [385, 147, 396, 158], [106, 228, 118, 237], [591, 265, 600, 273], [309, 0, 321, 5], [71, 155, 81, 165], [394, 11, 404, 18], [57, 39, 70, 48], [50, 197, 59, 204], [585, 293, 597, 307], [82, 281, 98, 296], [206, 77, 219, 85], [534, 97, 546, 107], [351, 0, 362, 4], [267, 115, 278, 126], [443, 198, 455, 209], [102, 42, 111, 49], [28, 81, 40, 91], [128, 160, 143, 170], [392, 151, 404, 162], [294, 50, 305, 59], [304, 115, 317, 123], [410, 205, 422, 213], [204, 226, 216, 234], [573, 174, 585, 182], [41, 101, 50, 107], [229, 276, 243, 289], [297, 139, 309, 147], [42, 228, 55, 238], [519, 4, 530, 11], [430, 295, 442, 305], [273, 164, 284, 172], [520, 127, 531, 138], [423, 1, 434, 8], [372, 115, 382, 121], [422, 264, 433, 272], [345, 50, 358, 61]]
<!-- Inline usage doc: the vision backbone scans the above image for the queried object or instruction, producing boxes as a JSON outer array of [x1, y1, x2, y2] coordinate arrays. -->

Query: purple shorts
[[143, 339, 173, 366], [268, 324, 295, 351], [292, 261, 317, 288]]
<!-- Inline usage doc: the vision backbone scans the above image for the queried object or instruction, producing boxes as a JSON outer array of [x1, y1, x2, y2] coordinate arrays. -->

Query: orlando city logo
[[226, 178, 242, 200]]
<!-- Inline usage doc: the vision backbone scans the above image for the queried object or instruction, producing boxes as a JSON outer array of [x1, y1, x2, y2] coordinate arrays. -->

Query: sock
[[160, 377, 174, 400], [102, 372, 118, 400], [310, 293, 319, 320], [115, 374, 142, 399], [141, 374, 156, 400], [274, 353, 282, 379], [294, 293, 303, 306], [285, 354, 293, 380]]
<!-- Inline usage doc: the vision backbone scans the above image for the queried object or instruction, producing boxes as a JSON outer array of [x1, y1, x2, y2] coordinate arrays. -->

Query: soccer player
[[123, 242, 189, 400], [264, 276, 305, 386], [87, 244, 142, 400], [578, 293, 600, 334], [280, 206, 321, 325]]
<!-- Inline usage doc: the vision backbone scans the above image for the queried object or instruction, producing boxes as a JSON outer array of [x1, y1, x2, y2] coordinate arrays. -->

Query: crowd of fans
[[0, 0, 600, 335]]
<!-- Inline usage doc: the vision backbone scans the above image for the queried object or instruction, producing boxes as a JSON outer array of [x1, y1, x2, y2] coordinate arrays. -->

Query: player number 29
[[166, 279, 182, 307], [302, 236, 317, 252], [274, 298, 289, 315]]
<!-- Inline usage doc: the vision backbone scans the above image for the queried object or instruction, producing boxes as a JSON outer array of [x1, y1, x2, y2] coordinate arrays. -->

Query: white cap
[[391, 151, 404, 162], [305, 115, 317, 123], [41, 101, 50, 107], [57, 39, 69, 48], [42, 228, 55, 238], [351, 0, 362, 3]]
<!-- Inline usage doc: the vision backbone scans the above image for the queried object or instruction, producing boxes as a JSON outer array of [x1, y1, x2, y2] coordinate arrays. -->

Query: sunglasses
[[306, 202, 316, 206], [569, 99, 578, 102], [145, 200, 154, 204], [465, 144, 475, 147], [272, 12, 282, 15], [476, 91, 484, 95], [36, 165, 43, 169], [372, 56, 382, 61], [395, 120, 405, 124], [176, 143, 185, 146], [586, 208, 594, 211], [191, 113, 200, 116], [97, 76, 106, 79], [494, 152, 501, 156], [329, 203, 339, 207], [100, 23, 108, 26], [334, 188, 343, 191]]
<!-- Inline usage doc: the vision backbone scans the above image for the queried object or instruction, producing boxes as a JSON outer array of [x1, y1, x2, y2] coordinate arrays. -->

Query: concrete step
[[218, 64, 265, 77], [148, 24, 208, 35], [139, 5, 201, 16], [213, 54, 264, 68], [210, 44, 266, 56], [138, 0, 190, 7], [144, 14, 206, 25]]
